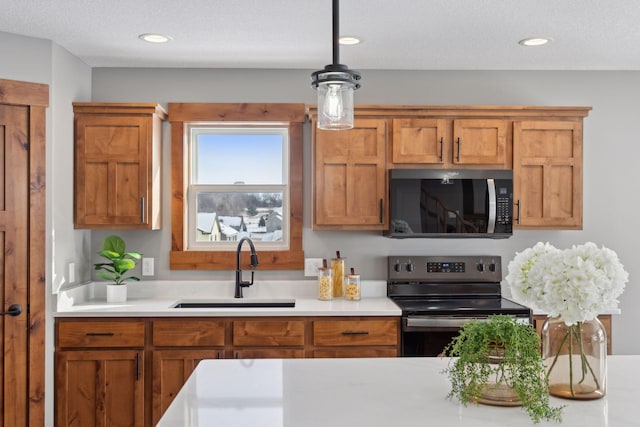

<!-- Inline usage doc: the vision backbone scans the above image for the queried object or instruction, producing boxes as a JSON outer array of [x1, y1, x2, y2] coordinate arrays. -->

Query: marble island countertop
[[157, 355, 639, 427], [54, 280, 401, 317]]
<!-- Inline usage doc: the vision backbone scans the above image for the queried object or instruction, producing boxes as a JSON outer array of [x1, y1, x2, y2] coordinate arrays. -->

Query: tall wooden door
[[0, 78, 48, 426]]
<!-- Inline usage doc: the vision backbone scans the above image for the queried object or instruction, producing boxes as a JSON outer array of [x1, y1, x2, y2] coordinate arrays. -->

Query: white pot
[[106, 284, 127, 303]]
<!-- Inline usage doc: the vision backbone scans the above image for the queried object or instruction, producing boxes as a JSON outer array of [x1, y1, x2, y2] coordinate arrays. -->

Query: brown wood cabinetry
[[150, 319, 225, 424], [392, 118, 508, 167], [313, 118, 388, 229], [73, 103, 167, 229], [311, 318, 400, 358], [55, 319, 145, 427], [152, 349, 222, 424], [533, 315, 612, 355], [55, 315, 400, 426], [452, 119, 508, 165], [392, 118, 448, 164], [513, 120, 583, 229]]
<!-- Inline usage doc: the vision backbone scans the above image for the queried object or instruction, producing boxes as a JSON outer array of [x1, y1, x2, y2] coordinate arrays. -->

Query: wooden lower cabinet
[[56, 315, 399, 426], [56, 350, 144, 427], [311, 318, 400, 357], [152, 349, 222, 425]]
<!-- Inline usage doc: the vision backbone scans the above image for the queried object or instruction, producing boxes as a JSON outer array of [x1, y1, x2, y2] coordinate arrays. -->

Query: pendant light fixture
[[311, 0, 361, 130]]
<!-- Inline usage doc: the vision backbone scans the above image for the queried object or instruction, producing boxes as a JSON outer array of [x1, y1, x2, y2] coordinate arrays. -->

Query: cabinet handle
[[85, 332, 115, 337], [140, 197, 146, 223], [439, 137, 444, 162], [135, 353, 140, 381], [341, 330, 370, 335], [456, 137, 461, 162], [379, 199, 383, 224], [516, 200, 521, 225]]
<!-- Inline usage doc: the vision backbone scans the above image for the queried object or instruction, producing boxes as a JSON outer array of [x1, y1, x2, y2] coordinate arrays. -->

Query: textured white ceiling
[[2, 0, 640, 70]]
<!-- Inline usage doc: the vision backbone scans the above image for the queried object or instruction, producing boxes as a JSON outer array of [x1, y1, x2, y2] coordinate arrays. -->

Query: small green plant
[[442, 315, 563, 424], [94, 235, 141, 285]]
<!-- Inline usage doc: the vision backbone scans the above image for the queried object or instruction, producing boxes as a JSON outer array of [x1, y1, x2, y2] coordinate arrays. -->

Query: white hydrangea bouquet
[[506, 242, 628, 325], [506, 241, 629, 398]]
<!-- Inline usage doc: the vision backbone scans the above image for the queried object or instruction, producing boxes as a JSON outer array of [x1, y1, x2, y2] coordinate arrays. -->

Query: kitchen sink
[[171, 299, 296, 308]]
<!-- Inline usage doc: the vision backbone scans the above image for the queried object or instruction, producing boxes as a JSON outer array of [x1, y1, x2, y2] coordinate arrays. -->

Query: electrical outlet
[[142, 257, 154, 276], [304, 258, 324, 277]]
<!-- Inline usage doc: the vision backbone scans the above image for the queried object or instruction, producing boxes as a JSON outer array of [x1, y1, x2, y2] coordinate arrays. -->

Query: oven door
[[401, 315, 488, 357], [401, 315, 530, 357]]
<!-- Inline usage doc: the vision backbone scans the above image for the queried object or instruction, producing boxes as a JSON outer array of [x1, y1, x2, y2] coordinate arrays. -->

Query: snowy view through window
[[188, 126, 289, 249]]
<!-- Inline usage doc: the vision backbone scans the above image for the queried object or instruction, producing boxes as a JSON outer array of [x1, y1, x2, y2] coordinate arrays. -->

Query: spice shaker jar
[[317, 260, 333, 301], [330, 251, 345, 298], [344, 268, 361, 301]]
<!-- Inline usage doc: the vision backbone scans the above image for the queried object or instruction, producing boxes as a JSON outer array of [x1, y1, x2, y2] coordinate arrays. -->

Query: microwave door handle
[[487, 178, 496, 233]]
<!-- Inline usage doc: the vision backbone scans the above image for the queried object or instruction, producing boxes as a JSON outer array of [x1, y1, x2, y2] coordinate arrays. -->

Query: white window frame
[[185, 123, 290, 251]]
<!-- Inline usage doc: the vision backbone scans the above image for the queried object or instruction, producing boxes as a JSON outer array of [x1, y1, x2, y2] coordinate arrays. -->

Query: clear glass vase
[[541, 316, 607, 399]]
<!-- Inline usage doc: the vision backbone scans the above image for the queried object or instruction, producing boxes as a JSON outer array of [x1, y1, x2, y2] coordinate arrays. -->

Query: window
[[187, 125, 289, 250], [169, 103, 305, 270]]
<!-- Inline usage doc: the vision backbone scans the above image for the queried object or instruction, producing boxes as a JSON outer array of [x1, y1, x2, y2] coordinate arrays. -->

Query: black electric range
[[387, 255, 532, 356]]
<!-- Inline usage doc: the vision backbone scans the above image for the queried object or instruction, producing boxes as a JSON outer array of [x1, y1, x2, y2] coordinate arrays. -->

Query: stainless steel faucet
[[234, 237, 259, 298]]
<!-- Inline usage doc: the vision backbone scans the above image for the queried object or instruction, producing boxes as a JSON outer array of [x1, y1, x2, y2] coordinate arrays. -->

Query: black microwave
[[386, 169, 513, 238]]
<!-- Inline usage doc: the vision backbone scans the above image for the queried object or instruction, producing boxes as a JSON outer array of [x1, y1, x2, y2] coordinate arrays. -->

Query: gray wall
[[91, 68, 639, 355]]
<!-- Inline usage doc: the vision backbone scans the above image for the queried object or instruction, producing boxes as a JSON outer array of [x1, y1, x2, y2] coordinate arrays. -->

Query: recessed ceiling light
[[138, 33, 172, 44], [518, 37, 551, 47], [339, 36, 361, 45]]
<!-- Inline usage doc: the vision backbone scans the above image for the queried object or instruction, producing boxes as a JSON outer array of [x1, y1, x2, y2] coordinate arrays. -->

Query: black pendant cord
[[332, 0, 340, 65]]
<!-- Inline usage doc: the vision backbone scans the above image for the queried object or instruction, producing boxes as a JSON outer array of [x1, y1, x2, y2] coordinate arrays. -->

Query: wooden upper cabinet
[[392, 118, 447, 164], [313, 118, 388, 229], [391, 118, 508, 167], [513, 120, 583, 229], [73, 103, 167, 229], [452, 119, 508, 166]]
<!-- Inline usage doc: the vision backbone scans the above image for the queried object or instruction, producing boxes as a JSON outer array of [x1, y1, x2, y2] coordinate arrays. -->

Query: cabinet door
[[312, 348, 398, 358], [314, 118, 387, 229], [233, 348, 305, 359], [56, 350, 144, 427], [452, 119, 508, 165], [513, 120, 582, 228], [75, 114, 149, 228], [232, 320, 305, 347], [152, 349, 222, 425], [312, 319, 399, 347], [392, 118, 447, 164]]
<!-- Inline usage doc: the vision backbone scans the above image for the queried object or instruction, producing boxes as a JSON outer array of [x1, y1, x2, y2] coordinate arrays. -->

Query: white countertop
[[156, 356, 639, 427], [54, 280, 401, 317]]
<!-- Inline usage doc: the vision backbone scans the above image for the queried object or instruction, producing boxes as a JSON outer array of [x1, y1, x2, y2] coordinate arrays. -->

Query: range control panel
[[388, 255, 502, 282]]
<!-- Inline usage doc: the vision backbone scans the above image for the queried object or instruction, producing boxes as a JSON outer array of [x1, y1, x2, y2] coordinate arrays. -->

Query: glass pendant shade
[[316, 80, 355, 130]]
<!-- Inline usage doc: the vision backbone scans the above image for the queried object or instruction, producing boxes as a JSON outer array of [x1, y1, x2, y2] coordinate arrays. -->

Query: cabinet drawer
[[312, 348, 398, 358], [152, 319, 225, 347], [233, 348, 305, 359], [232, 320, 305, 347], [313, 319, 398, 347], [57, 320, 145, 348]]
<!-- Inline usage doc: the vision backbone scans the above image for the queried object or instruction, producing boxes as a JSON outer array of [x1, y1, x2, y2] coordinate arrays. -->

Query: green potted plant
[[442, 315, 563, 424], [94, 235, 141, 303]]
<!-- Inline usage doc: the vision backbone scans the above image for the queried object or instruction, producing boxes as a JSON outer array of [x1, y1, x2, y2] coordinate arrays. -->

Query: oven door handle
[[405, 316, 489, 328]]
